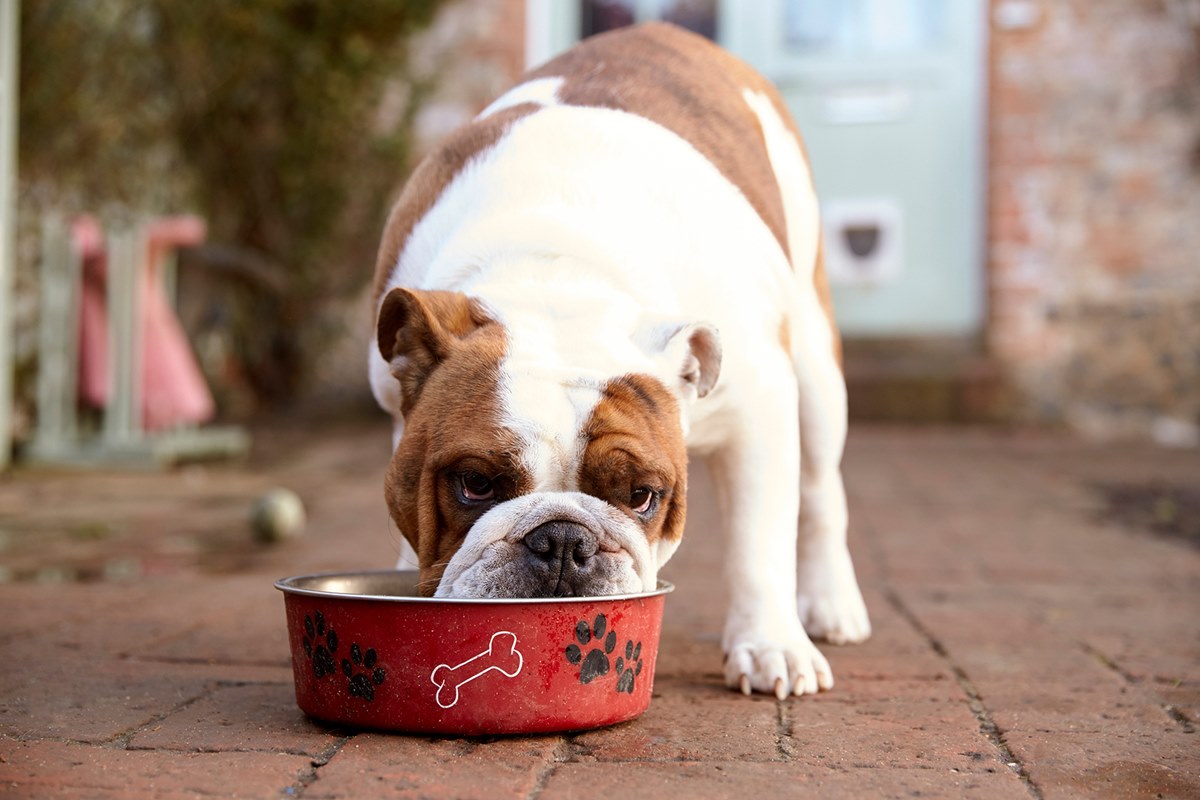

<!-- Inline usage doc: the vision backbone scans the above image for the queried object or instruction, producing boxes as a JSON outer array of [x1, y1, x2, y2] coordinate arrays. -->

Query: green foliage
[[19, 0, 448, 399], [146, 1, 441, 289], [19, 0, 173, 206]]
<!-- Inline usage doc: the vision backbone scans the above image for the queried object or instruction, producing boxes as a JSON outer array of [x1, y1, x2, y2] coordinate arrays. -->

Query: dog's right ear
[[376, 288, 490, 414], [633, 318, 723, 405]]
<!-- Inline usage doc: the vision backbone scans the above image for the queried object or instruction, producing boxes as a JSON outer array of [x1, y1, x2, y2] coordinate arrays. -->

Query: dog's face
[[376, 287, 720, 598]]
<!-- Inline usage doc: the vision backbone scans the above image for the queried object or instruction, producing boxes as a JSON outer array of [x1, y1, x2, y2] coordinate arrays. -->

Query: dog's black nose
[[522, 521, 599, 597]]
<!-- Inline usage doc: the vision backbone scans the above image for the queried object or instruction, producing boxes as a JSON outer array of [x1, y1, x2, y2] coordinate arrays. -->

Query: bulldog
[[369, 23, 870, 698]]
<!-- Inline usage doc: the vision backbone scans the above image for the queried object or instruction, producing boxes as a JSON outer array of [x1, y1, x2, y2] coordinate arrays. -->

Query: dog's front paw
[[723, 625, 834, 699], [797, 548, 871, 645]]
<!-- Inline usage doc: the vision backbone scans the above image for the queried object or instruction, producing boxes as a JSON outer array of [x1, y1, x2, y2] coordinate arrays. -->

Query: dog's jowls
[[369, 23, 870, 699]]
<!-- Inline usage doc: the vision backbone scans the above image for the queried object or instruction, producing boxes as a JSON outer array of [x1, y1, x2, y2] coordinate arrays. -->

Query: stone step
[[843, 338, 1014, 423]]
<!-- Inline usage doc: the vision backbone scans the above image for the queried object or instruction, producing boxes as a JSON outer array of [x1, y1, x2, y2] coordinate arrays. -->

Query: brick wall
[[988, 0, 1200, 443]]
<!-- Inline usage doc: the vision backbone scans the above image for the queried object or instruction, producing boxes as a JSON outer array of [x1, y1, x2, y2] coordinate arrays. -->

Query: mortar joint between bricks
[[524, 762, 560, 800], [1080, 641, 1198, 734], [774, 696, 798, 761], [883, 588, 1045, 800], [1079, 641, 1133, 681], [1164, 705, 1197, 733], [99, 683, 222, 750], [283, 734, 354, 798], [310, 735, 354, 768]]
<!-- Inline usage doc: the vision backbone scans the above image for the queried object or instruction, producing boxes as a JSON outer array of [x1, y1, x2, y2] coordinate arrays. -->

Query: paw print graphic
[[564, 614, 618, 684], [615, 640, 643, 694], [342, 642, 387, 702], [302, 611, 338, 679]]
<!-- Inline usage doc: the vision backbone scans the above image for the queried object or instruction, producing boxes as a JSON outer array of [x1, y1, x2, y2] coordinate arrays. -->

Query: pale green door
[[535, 0, 987, 337]]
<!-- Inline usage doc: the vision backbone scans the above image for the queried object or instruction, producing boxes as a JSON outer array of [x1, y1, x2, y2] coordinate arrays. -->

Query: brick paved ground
[[0, 418, 1196, 799]]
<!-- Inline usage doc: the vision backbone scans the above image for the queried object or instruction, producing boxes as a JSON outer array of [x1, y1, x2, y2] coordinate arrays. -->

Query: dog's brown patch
[[383, 313, 533, 595], [578, 374, 689, 546]]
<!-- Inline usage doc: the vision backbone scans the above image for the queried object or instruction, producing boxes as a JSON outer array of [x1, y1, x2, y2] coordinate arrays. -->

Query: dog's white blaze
[[478, 76, 563, 119], [741, 89, 820, 280], [498, 364, 594, 493]]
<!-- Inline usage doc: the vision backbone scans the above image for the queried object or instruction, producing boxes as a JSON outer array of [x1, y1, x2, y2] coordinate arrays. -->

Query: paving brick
[[0, 739, 312, 799], [861, 535, 987, 587], [828, 644, 952, 682], [0, 657, 214, 743], [538, 762, 1029, 800], [0, 583, 157, 643], [822, 593, 951, 682], [4, 589, 191, 663], [1085, 631, 1200, 670], [1067, 601, 1200, 643], [303, 733, 560, 799], [0, 648, 291, 743], [901, 591, 1065, 650], [5, 577, 266, 662], [4, 574, 294, 675], [1092, 648, 1199, 688], [572, 677, 781, 762], [783, 693, 1003, 772], [136, 579, 292, 667], [980, 679, 1180, 735], [1003, 729, 1200, 800], [951, 643, 1112, 683], [814, 675, 963, 704], [652, 632, 723, 680], [128, 682, 340, 755]]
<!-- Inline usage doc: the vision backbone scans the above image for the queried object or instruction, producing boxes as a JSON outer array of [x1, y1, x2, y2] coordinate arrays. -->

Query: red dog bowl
[[275, 571, 672, 735]]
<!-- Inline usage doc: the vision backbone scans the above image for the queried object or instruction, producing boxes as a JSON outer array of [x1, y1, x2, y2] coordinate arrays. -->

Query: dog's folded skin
[[369, 23, 870, 699], [434, 492, 658, 599]]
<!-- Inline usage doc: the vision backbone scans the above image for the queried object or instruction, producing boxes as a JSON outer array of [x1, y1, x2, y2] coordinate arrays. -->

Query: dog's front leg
[[709, 366, 833, 698]]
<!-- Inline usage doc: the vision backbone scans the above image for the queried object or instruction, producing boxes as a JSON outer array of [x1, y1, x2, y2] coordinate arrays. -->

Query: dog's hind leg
[[789, 252, 870, 645], [742, 88, 869, 645]]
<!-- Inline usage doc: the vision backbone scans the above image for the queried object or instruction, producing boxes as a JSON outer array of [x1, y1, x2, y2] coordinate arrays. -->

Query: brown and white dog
[[369, 23, 870, 698]]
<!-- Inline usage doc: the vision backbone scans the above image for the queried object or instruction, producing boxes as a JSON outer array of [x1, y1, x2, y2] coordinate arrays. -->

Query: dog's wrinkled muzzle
[[435, 492, 654, 599]]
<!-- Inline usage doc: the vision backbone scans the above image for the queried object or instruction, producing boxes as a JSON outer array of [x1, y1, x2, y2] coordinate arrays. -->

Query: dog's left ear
[[635, 320, 722, 405], [376, 288, 490, 415]]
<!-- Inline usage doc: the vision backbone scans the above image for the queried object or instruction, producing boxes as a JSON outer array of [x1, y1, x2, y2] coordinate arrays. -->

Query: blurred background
[[2, 0, 1199, 467]]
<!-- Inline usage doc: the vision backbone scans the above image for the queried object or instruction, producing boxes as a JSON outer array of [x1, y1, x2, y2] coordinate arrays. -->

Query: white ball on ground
[[252, 488, 306, 543]]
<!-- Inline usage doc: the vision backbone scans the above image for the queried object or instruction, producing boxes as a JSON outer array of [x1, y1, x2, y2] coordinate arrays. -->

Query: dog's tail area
[[741, 88, 841, 368]]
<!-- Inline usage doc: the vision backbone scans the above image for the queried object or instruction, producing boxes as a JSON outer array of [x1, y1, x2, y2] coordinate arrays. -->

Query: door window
[[784, 0, 946, 55], [580, 0, 718, 41]]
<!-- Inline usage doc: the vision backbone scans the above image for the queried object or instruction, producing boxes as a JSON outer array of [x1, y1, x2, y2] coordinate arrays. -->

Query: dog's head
[[375, 287, 721, 598]]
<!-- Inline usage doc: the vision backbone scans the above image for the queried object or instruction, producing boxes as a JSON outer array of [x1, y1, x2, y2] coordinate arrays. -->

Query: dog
[[369, 23, 870, 698]]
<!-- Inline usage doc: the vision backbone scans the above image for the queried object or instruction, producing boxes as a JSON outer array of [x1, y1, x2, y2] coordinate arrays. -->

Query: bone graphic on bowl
[[430, 631, 524, 709]]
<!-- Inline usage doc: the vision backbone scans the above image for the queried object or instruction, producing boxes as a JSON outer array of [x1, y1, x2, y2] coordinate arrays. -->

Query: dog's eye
[[630, 487, 656, 515], [459, 472, 495, 502]]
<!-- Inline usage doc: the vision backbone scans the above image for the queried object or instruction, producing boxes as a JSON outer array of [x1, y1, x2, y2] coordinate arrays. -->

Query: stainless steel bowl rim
[[275, 569, 674, 604]]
